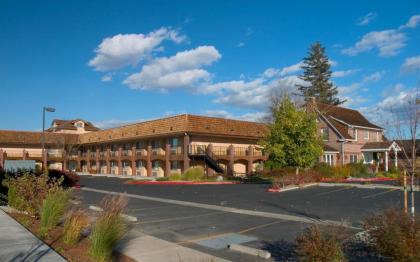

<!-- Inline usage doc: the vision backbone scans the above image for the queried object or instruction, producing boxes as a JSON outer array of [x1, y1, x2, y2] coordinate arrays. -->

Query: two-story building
[[312, 100, 400, 171]]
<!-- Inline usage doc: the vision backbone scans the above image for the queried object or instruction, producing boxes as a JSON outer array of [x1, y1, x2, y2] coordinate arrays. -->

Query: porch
[[361, 141, 401, 172]]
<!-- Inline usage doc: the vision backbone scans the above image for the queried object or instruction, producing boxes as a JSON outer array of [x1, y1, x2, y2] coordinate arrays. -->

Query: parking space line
[[362, 188, 399, 199], [135, 211, 226, 224], [314, 186, 352, 196], [129, 205, 174, 212], [82, 187, 359, 229]]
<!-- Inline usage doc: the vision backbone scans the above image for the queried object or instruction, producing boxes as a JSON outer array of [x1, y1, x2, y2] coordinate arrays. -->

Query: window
[[364, 131, 369, 140], [169, 137, 179, 147], [136, 141, 144, 149], [320, 127, 329, 141], [376, 132, 380, 142], [354, 129, 358, 141], [323, 154, 334, 165], [75, 122, 83, 128], [350, 154, 358, 163]]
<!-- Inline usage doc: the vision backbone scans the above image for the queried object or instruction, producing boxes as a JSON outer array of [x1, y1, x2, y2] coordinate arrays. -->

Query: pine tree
[[297, 42, 345, 105]]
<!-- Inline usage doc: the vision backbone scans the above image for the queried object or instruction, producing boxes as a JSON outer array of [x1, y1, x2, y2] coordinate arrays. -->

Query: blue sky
[[0, 0, 419, 130]]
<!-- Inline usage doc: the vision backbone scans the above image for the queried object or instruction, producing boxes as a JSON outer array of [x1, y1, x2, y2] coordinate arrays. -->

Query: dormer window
[[75, 122, 84, 128]]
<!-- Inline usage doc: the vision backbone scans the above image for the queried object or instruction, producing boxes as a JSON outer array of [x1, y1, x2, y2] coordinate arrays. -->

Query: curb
[[228, 243, 271, 259], [125, 181, 240, 185]]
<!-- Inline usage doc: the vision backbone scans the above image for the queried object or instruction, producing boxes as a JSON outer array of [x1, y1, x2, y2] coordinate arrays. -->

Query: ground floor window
[[171, 161, 181, 170], [350, 154, 358, 163], [323, 154, 334, 166]]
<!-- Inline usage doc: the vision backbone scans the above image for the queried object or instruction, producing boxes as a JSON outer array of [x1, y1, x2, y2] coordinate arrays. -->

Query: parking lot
[[76, 176, 419, 261]]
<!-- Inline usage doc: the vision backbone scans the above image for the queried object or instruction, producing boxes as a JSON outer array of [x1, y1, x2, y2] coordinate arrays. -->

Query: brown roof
[[396, 139, 420, 156], [361, 141, 394, 150], [48, 119, 100, 132], [323, 144, 339, 152], [78, 114, 268, 144], [325, 116, 352, 139], [0, 130, 78, 147], [316, 102, 382, 129]]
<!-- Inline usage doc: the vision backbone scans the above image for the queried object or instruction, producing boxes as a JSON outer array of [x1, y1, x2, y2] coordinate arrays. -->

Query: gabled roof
[[323, 144, 339, 153], [361, 141, 401, 151], [0, 130, 78, 146], [316, 102, 382, 129], [48, 119, 100, 132]]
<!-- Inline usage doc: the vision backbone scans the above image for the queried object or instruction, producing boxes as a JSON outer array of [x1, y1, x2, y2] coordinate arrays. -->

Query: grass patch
[[39, 189, 71, 238], [62, 208, 89, 245], [89, 195, 128, 262]]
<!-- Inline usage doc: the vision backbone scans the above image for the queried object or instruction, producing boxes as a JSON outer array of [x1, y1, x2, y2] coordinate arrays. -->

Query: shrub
[[5, 173, 62, 217], [62, 208, 89, 245], [182, 167, 204, 181], [363, 208, 420, 261], [260, 167, 322, 187], [156, 177, 169, 181], [346, 162, 371, 178], [39, 189, 71, 238], [48, 169, 80, 188], [313, 162, 334, 178], [295, 225, 346, 262], [168, 172, 182, 181], [89, 195, 128, 262]]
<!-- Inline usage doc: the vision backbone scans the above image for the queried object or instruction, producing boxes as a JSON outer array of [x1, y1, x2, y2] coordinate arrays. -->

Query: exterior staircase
[[187, 145, 225, 174]]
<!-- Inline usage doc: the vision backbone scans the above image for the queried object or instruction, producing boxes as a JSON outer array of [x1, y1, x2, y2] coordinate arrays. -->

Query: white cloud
[[332, 69, 359, 78], [363, 71, 382, 82], [357, 12, 377, 26], [399, 14, 420, 29], [237, 42, 245, 48], [88, 27, 186, 71], [123, 46, 221, 91], [203, 110, 266, 122], [401, 55, 420, 73], [101, 75, 112, 82], [342, 29, 407, 57]]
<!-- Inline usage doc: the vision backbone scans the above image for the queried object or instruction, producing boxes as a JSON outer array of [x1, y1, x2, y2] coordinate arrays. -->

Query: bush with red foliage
[[48, 169, 80, 188], [259, 167, 322, 187]]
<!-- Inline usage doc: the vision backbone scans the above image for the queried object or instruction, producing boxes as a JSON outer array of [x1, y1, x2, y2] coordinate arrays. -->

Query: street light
[[42, 106, 56, 172]]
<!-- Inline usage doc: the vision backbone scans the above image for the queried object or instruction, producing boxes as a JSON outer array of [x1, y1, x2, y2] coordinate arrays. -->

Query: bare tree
[[384, 71, 420, 218]]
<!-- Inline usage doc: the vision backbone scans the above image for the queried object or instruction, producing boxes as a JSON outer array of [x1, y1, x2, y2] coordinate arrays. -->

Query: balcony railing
[[136, 149, 147, 156], [234, 147, 248, 156], [170, 146, 182, 155], [122, 150, 132, 157], [28, 152, 43, 158], [152, 148, 165, 156], [47, 151, 63, 158], [81, 152, 88, 157], [110, 151, 119, 157], [252, 148, 264, 157], [6, 151, 24, 158], [90, 152, 97, 158], [99, 152, 106, 157], [212, 146, 228, 156]]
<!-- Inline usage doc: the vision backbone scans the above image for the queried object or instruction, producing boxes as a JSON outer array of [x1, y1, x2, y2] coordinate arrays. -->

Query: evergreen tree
[[297, 42, 344, 105], [261, 96, 323, 174]]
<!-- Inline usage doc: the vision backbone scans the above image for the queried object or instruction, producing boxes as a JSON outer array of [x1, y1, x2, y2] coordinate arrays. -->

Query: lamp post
[[42, 106, 56, 172]]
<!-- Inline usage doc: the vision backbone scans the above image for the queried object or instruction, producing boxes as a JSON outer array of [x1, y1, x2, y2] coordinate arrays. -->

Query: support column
[[228, 145, 234, 176], [43, 150, 48, 171], [385, 151, 389, 172], [247, 145, 254, 176], [0, 149, 4, 169], [106, 148, 111, 174], [62, 150, 67, 171], [22, 149, 26, 160], [165, 140, 171, 177], [206, 144, 214, 177], [118, 146, 122, 175], [96, 148, 100, 174], [147, 142, 152, 177], [131, 145, 136, 176], [183, 134, 190, 172], [86, 149, 91, 173]]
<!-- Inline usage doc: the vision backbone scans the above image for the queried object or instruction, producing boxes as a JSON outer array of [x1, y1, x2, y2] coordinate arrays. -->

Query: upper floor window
[[320, 127, 329, 141], [75, 122, 84, 128], [136, 141, 144, 149], [354, 129, 358, 141], [169, 137, 179, 147], [376, 132, 380, 142], [364, 131, 369, 140]]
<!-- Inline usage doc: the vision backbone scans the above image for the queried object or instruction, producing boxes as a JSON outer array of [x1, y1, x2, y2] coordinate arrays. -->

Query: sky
[[0, 0, 419, 131]]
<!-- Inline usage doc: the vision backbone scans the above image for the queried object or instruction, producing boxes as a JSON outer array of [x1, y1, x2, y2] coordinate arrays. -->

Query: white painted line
[[228, 243, 271, 259], [81, 187, 359, 229], [70, 200, 81, 205], [121, 213, 138, 222]]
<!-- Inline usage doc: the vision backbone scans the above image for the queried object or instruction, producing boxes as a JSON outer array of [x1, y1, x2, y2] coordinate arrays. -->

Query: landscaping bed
[[125, 180, 240, 185], [7, 211, 134, 262]]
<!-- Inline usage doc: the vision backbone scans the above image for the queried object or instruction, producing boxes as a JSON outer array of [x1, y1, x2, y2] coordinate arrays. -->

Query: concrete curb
[[228, 243, 271, 259], [317, 182, 419, 191]]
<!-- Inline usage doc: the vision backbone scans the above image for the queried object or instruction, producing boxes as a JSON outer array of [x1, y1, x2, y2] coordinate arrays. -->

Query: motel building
[[0, 102, 401, 176]]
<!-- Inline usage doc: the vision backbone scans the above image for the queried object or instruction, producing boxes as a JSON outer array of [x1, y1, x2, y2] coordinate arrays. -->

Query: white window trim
[[364, 130, 369, 140], [354, 129, 358, 141]]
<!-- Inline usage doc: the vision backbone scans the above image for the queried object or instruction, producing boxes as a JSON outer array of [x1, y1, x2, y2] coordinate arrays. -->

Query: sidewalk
[[0, 208, 66, 262]]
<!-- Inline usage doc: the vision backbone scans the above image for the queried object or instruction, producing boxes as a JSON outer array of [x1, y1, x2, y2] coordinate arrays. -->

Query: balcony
[[5, 151, 24, 158], [81, 152, 88, 157], [122, 150, 132, 157], [234, 147, 248, 156], [109, 151, 119, 157], [136, 149, 147, 157], [170, 146, 182, 155], [90, 152, 97, 158], [252, 148, 265, 157], [47, 150, 63, 158], [99, 152, 106, 158], [212, 146, 228, 156], [152, 148, 165, 156]]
